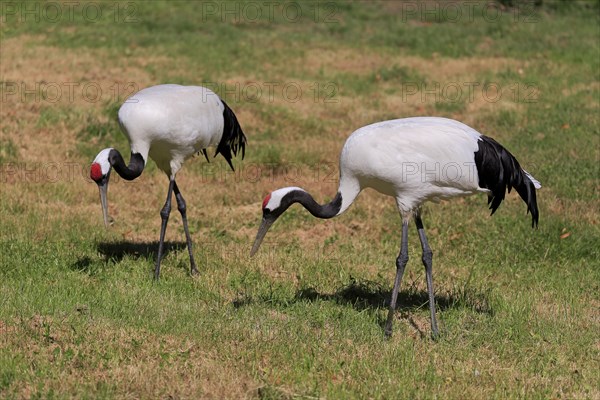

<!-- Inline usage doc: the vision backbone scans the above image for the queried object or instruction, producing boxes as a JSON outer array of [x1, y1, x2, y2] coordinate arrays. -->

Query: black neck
[[290, 191, 342, 219], [109, 150, 145, 181]]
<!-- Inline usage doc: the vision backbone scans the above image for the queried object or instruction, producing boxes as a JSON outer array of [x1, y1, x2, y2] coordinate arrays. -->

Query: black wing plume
[[474, 135, 539, 227], [198, 149, 210, 163], [215, 100, 247, 171]]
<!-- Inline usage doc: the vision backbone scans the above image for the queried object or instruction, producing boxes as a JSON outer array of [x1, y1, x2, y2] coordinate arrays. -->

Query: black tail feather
[[474, 135, 539, 227], [199, 148, 210, 163], [215, 100, 247, 171]]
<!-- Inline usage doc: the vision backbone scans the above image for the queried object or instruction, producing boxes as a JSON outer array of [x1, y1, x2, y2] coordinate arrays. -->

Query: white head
[[261, 187, 304, 212], [90, 148, 113, 182], [250, 187, 306, 256], [90, 148, 114, 228]]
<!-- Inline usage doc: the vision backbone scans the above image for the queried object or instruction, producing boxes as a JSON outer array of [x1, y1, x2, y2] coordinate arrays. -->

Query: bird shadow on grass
[[69, 241, 188, 275], [233, 277, 494, 337], [95, 241, 188, 262]]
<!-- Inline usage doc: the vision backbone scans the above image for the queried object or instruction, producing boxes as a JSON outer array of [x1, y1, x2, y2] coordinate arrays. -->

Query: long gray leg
[[415, 213, 439, 338], [384, 221, 409, 338], [173, 182, 198, 275], [155, 179, 175, 280]]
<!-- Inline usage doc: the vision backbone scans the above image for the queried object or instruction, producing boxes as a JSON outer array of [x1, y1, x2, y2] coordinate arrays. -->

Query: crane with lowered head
[[250, 117, 540, 338], [90, 84, 246, 279]]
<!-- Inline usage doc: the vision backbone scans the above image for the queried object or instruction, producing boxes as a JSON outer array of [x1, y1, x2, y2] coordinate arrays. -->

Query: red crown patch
[[90, 163, 103, 181], [262, 193, 272, 209]]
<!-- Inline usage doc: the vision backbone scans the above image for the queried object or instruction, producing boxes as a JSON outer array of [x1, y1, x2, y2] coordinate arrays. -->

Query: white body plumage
[[118, 84, 227, 177], [336, 117, 542, 217], [338, 117, 487, 215]]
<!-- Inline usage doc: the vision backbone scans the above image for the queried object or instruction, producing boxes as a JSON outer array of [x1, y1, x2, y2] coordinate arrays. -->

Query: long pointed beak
[[250, 217, 274, 257], [97, 182, 111, 228]]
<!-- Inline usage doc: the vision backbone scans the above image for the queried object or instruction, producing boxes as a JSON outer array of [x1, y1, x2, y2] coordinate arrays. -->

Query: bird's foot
[[430, 326, 440, 341], [383, 316, 394, 339], [190, 265, 199, 276], [153, 262, 162, 281], [384, 327, 393, 340]]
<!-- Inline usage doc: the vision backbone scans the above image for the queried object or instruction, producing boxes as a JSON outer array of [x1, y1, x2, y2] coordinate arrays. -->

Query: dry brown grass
[[302, 47, 527, 80], [1, 315, 259, 399], [1, 35, 150, 165], [300, 46, 529, 128]]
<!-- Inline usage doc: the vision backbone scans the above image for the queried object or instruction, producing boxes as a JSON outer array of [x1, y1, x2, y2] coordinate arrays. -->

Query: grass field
[[1, 1, 599, 398]]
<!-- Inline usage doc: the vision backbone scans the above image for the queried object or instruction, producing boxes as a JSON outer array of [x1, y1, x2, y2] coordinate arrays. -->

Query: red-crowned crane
[[90, 84, 246, 279], [250, 117, 540, 338]]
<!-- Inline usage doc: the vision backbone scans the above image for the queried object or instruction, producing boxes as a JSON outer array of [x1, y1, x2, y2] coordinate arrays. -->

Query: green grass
[[0, 138, 18, 163], [1, 1, 599, 398]]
